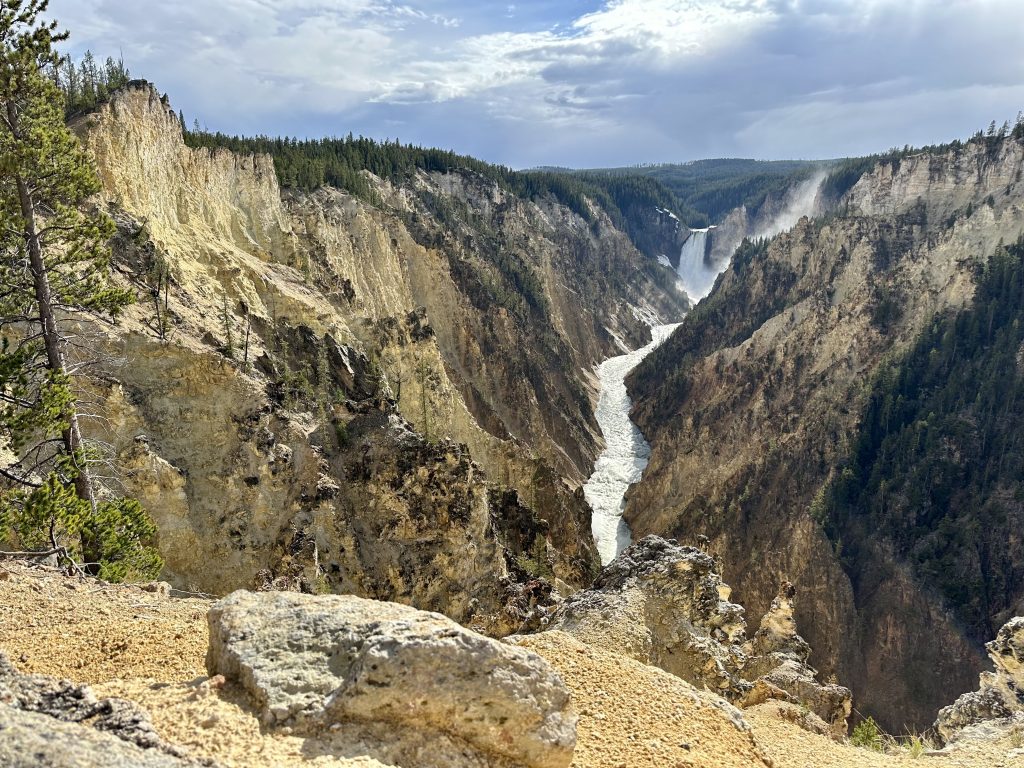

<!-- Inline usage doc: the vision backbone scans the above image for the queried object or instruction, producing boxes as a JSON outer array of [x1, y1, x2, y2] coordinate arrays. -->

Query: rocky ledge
[[936, 616, 1024, 744], [4, 558, 1024, 766], [1, 587, 577, 768], [0, 653, 209, 767], [546, 535, 852, 737]]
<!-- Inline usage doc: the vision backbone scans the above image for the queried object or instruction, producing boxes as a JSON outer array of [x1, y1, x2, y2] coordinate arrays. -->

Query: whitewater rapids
[[585, 323, 681, 564]]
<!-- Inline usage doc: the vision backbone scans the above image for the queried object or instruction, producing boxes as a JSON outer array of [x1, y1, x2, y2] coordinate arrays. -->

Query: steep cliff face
[[616, 204, 691, 266], [70, 82, 686, 626], [625, 135, 1024, 729]]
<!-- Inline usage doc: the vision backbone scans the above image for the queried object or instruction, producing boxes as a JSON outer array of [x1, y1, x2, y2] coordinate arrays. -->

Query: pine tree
[[78, 48, 96, 106], [0, 0, 162, 580]]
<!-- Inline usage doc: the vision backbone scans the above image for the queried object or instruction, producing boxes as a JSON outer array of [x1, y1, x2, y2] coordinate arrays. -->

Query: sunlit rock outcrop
[[546, 536, 851, 736]]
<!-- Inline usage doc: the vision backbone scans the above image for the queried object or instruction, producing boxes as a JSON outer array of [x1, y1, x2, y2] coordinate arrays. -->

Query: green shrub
[[904, 733, 927, 758], [850, 716, 884, 751]]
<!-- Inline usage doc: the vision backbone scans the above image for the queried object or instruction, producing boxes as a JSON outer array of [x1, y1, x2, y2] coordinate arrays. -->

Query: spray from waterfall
[[751, 171, 827, 240], [675, 171, 828, 305]]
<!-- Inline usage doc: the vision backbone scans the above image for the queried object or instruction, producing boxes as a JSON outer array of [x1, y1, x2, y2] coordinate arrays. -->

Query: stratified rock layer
[[741, 582, 852, 736], [206, 590, 577, 768]]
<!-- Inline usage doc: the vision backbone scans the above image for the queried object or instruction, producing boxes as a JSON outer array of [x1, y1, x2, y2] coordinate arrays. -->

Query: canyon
[[83, 88, 1024, 732], [627, 134, 1024, 730], [68, 81, 687, 632], [5, 75, 1024, 762]]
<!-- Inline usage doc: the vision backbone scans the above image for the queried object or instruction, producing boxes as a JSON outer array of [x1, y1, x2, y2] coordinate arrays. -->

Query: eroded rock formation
[[61, 82, 686, 624], [0, 654, 205, 767], [740, 582, 852, 737], [547, 536, 748, 693], [936, 617, 1024, 744], [546, 536, 850, 736]]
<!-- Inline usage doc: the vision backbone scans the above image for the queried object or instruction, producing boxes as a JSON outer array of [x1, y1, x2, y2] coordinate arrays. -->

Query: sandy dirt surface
[[515, 631, 770, 768], [2, 561, 1021, 768], [0, 563, 208, 683], [96, 676, 392, 768]]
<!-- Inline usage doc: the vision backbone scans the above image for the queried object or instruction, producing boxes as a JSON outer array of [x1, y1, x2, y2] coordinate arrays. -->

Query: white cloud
[[47, 0, 1024, 166]]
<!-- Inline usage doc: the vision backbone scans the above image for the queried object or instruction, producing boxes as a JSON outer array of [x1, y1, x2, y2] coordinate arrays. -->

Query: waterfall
[[585, 323, 681, 564], [676, 227, 718, 301]]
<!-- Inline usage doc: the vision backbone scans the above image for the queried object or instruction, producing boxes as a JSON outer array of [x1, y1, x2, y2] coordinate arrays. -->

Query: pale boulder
[[206, 590, 576, 768]]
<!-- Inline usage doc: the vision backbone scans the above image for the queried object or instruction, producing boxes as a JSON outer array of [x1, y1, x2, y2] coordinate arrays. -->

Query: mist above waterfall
[[751, 171, 827, 240], [674, 172, 827, 305]]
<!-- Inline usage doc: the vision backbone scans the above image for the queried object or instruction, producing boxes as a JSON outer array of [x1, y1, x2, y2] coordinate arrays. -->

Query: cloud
[[47, 0, 1024, 167]]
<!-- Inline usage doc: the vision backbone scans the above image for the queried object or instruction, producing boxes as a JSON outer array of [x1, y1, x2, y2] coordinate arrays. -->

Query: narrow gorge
[[4, 12, 1024, 762], [68, 93, 1024, 737], [64, 82, 695, 631], [587, 168, 832, 568]]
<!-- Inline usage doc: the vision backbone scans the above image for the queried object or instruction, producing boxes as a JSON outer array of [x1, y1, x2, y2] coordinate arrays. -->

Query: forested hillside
[[823, 237, 1024, 640], [50, 50, 131, 115], [582, 158, 825, 226], [622, 129, 1024, 731]]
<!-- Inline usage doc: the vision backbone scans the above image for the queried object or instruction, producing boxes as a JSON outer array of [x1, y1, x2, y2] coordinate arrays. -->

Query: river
[[584, 323, 681, 564]]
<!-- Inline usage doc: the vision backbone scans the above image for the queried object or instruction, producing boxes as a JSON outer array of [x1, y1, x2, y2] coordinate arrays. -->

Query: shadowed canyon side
[[584, 171, 828, 566], [625, 134, 1024, 730], [69, 82, 687, 626]]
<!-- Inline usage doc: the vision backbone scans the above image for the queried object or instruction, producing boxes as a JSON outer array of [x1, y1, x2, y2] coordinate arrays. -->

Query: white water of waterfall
[[676, 227, 719, 301], [585, 323, 681, 564]]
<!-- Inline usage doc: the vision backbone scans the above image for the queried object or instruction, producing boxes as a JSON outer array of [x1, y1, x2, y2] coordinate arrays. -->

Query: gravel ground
[[515, 631, 770, 768]]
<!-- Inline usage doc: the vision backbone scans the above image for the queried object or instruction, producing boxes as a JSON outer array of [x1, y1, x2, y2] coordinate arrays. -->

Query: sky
[[49, 0, 1024, 169]]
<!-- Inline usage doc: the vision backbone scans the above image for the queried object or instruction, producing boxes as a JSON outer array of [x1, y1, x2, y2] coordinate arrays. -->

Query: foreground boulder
[[0, 653, 204, 768], [936, 617, 1024, 743], [206, 590, 576, 768], [547, 536, 851, 736]]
